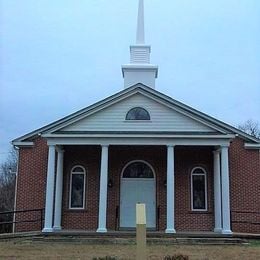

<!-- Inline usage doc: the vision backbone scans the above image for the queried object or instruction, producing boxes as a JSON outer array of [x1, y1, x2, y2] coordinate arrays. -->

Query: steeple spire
[[121, 0, 158, 89], [136, 0, 145, 44]]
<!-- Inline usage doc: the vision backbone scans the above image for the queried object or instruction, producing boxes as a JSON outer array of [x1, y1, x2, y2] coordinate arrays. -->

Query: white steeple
[[122, 0, 158, 89], [136, 0, 145, 44]]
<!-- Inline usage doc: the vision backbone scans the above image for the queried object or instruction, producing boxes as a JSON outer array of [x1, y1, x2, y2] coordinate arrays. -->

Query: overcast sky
[[1, 0, 260, 162]]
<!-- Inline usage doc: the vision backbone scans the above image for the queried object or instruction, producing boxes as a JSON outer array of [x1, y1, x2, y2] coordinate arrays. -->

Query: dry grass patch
[[0, 240, 259, 259]]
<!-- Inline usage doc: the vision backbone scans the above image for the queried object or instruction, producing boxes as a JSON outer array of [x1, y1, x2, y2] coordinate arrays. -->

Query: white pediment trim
[[46, 90, 226, 135]]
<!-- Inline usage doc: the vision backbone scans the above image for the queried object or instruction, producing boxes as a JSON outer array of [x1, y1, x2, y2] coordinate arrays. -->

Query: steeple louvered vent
[[130, 46, 151, 63]]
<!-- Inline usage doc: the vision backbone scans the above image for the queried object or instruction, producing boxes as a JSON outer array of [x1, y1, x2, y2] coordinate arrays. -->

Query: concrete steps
[[31, 235, 246, 245], [0, 231, 250, 245]]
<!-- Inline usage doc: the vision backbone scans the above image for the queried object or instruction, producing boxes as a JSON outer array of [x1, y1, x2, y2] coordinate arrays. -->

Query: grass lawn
[[0, 240, 259, 259]]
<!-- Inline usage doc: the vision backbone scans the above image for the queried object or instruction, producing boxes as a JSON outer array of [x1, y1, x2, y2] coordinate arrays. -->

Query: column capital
[[167, 144, 175, 148], [221, 144, 230, 149], [101, 144, 109, 148], [56, 146, 65, 153], [213, 149, 221, 155]]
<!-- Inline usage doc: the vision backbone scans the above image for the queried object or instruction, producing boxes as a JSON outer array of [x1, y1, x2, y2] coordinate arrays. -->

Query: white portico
[[41, 124, 234, 235]]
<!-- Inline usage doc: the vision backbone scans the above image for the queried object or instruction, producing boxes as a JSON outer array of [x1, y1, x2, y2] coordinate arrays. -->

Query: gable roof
[[52, 91, 220, 134], [12, 83, 260, 144]]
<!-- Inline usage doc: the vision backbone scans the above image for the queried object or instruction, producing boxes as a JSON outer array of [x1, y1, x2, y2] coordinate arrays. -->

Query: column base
[[165, 228, 176, 234], [96, 228, 107, 233], [221, 229, 232, 235], [53, 226, 62, 231], [214, 228, 222, 233], [42, 227, 53, 233]]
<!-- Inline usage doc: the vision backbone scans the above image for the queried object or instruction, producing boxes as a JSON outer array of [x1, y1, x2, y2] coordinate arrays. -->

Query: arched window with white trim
[[69, 166, 86, 209], [191, 167, 207, 211]]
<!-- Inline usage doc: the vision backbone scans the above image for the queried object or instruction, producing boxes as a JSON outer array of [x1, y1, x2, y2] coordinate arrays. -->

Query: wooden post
[[136, 203, 146, 260]]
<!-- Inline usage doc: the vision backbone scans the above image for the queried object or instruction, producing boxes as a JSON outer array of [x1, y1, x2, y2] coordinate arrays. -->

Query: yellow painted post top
[[136, 203, 146, 225]]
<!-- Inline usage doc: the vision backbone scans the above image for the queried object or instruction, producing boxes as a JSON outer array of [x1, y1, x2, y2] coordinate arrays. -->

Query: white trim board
[[46, 137, 232, 147], [42, 133, 235, 139], [244, 143, 260, 149]]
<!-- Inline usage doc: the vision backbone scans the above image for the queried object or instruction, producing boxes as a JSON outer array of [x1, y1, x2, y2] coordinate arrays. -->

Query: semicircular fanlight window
[[126, 107, 150, 120], [123, 162, 154, 178]]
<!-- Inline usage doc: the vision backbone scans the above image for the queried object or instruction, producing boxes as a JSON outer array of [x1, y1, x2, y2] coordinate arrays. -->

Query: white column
[[43, 145, 56, 232], [221, 145, 232, 234], [97, 145, 109, 233], [165, 145, 176, 233], [53, 147, 64, 231], [213, 150, 222, 233]]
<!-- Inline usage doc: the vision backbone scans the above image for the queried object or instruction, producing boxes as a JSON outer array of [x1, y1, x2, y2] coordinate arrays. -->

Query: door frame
[[119, 160, 156, 229]]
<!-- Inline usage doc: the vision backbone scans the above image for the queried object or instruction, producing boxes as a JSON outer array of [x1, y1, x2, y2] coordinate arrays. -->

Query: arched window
[[123, 161, 154, 178], [126, 107, 150, 120], [69, 165, 86, 209], [191, 167, 207, 211]]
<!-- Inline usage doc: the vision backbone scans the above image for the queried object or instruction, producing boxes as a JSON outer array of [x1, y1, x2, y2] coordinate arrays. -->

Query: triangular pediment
[[13, 84, 260, 144], [54, 92, 220, 134]]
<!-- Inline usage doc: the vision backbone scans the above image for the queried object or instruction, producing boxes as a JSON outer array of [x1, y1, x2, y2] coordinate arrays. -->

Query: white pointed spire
[[121, 0, 158, 89], [136, 0, 145, 44]]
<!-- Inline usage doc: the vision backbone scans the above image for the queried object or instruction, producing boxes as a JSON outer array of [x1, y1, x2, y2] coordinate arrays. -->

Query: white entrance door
[[120, 161, 156, 228]]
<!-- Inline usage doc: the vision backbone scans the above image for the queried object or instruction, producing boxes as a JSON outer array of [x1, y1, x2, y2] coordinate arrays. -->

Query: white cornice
[[244, 143, 260, 149], [46, 136, 232, 147], [121, 65, 158, 77], [12, 141, 34, 147], [42, 133, 235, 139]]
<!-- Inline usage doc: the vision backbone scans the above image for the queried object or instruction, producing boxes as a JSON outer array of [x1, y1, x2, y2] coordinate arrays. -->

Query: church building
[[12, 0, 260, 235]]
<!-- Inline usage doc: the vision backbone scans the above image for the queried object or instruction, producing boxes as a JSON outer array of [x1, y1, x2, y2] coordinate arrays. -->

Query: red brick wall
[[15, 137, 48, 232], [14, 136, 260, 233], [229, 138, 260, 233]]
